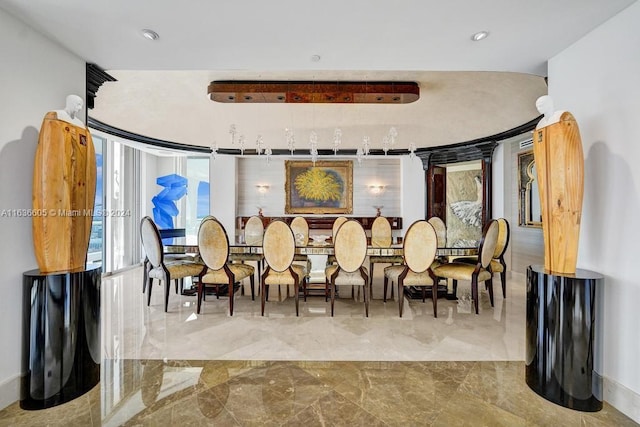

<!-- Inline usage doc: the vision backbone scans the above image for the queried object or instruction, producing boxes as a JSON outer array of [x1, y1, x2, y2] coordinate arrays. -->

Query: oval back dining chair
[[261, 220, 307, 316], [433, 220, 500, 314], [451, 217, 510, 298], [327, 216, 349, 265], [290, 216, 310, 263], [140, 216, 204, 312], [368, 216, 404, 298], [229, 215, 264, 292], [325, 220, 369, 317], [383, 220, 439, 317], [197, 217, 255, 315], [427, 216, 447, 248]]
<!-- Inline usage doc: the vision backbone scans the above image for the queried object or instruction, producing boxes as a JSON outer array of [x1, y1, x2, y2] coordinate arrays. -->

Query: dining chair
[[197, 216, 255, 315], [383, 220, 439, 317], [432, 220, 500, 314], [261, 220, 307, 316], [326, 216, 348, 265], [427, 216, 447, 248], [454, 218, 511, 298], [228, 215, 264, 292], [325, 219, 369, 317], [290, 216, 309, 261], [368, 216, 403, 296], [140, 216, 205, 312]]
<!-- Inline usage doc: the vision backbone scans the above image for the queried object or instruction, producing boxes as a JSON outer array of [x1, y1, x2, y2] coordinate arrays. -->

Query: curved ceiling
[[1, 0, 634, 151]]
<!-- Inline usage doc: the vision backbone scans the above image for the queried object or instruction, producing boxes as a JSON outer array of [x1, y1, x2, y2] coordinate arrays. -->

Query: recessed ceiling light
[[310, 54, 321, 62], [471, 31, 489, 41], [141, 29, 159, 41]]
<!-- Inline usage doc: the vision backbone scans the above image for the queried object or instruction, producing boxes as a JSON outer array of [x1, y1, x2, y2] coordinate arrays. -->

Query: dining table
[[164, 237, 478, 300]]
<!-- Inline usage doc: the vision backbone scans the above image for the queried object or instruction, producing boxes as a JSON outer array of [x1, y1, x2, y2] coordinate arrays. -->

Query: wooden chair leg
[[261, 281, 266, 316], [143, 258, 149, 293], [487, 278, 494, 307], [369, 261, 374, 299], [228, 278, 235, 316], [250, 275, 255, 301], [295, 280, 300, 317], [164, 279, 170, 312], [501, 270, 507, 298], [147, 278, 153, 306], [383, 275, 388, 303], [432, 283, 438, 318], [331, 280, 336, 317], [398, 280, 404, 317], [197, 280, 204, 314], [364, 283, 369, 317], [471, 277, 479, 315]]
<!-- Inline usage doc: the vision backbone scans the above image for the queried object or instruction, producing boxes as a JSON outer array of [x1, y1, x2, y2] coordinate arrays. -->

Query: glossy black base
[[525, 265, 603, 412], [21, 265, 101, 410]]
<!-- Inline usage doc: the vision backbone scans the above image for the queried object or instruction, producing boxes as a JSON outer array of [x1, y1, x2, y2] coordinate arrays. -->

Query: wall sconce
[[256, 184, 270, 216], [369, 185, 385, 195], [256, 184, 270, 194], [369, 184, 385, 216]]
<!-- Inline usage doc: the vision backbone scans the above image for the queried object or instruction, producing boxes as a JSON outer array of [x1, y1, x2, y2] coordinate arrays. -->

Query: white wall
[[401, 156, 426, 229], [0, 9, 86, 409], [549, 1, 640, 421], [210, 154, 238, 237]]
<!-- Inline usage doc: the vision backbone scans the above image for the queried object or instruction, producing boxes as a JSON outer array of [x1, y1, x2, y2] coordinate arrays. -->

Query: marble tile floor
[[1, 360, 635, 426], [1, 267, 635, 425]]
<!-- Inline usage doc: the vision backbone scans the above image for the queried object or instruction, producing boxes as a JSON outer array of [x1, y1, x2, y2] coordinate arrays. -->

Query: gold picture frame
[[285, 160, 353, 214]]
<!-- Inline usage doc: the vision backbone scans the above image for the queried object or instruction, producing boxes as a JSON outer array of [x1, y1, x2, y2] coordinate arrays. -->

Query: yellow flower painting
[[285, 160, 353, 214], [294, 168, 342, 202]]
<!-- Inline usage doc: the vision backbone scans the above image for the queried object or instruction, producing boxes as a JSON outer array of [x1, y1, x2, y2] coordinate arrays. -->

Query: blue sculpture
[[152, 174, 187, 230]]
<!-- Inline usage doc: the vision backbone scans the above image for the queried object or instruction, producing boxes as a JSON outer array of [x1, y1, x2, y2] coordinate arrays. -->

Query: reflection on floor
[[0, 267, 635, 425]]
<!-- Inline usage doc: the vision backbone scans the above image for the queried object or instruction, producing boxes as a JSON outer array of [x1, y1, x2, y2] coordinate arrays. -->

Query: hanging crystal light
[[356, 147, 364, 165], [333, 128, 342, 155], [389, 127, 398, 146], [238, 134, 245, 156], [229, 124, 237, 145], [256, 135, 264, 155], [264, 147, 272, 164], [362, 136, 370, 156], [382, 135, 390, 156], [409, 142, 416, 159], [310, 131, 319, 165], [285, 128, 295, 155], [210, 141, 218, 160]]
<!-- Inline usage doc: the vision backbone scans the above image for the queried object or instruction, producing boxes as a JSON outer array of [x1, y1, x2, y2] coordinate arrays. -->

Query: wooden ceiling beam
[[208, 80, 419, 104]]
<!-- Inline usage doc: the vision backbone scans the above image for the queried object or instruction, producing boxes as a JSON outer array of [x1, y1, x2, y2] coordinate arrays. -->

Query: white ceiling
[[2, 0, 635, 151]]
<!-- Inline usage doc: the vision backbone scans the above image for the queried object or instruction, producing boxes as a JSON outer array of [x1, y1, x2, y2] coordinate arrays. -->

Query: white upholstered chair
[[368, 216, 404, 296], [325, 220, 370, 317], [197, 217, 255, 315], [228, 215, 264, 289], [383, 220, 439, 317], [454, 218, 510, 298], [261, 220, 307, 316], [140, 216, 205, 312], [432, 220, 500, 314]]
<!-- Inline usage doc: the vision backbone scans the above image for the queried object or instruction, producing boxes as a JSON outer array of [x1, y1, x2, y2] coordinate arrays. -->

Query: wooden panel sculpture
[[32, 95, 96, 273], [533, 96, 584, 274]]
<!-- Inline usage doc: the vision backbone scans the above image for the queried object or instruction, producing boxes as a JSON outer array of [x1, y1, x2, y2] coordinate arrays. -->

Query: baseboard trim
[[604, 375, 640, 423], [0, 374, 20, 411]]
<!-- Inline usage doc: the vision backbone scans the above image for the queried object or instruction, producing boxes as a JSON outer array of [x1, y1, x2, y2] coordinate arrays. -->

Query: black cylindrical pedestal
[[525, 264, 603, 411], [21, 265, 101, 410]]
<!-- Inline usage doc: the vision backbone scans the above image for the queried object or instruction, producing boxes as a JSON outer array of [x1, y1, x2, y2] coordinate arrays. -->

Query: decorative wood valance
[[236, 216, 403, 231], [209, 81, 419, 104]]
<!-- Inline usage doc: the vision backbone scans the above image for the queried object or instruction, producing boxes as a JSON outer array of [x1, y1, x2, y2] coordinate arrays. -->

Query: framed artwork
[[518, 150, 542, 228], [445, 161, 484, 247], [285, 160, 353, 214]]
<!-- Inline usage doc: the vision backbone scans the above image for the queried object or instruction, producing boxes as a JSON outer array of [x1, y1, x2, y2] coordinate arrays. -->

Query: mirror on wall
[[518, 150, 542, 228]]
